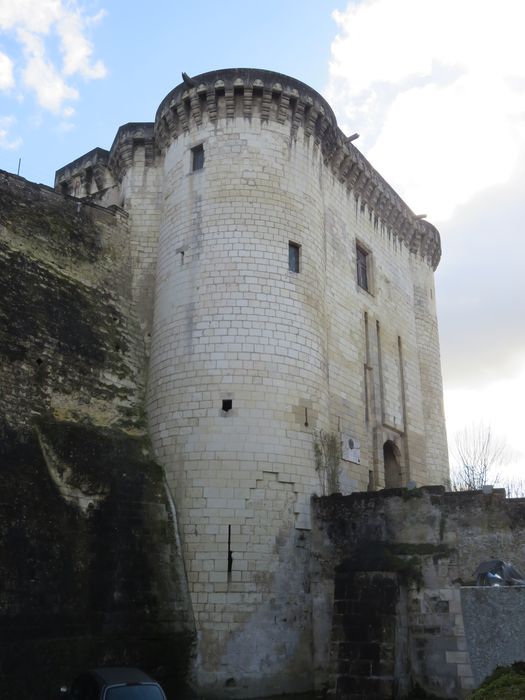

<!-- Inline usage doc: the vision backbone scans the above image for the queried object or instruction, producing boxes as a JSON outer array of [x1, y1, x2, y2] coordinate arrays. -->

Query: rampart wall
[[53, 68, 450, 696], [0, 171, 194, 699], [312, 488, 525, 699]]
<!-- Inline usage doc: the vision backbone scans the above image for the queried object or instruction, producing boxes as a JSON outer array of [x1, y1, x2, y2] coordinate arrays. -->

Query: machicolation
[[0, 68, 457, 699], [54, 67, 449, 696]]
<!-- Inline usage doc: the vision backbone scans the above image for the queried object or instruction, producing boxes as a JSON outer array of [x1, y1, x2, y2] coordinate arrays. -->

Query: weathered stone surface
[[0, 171, 195, 699], [312, 488, 525, 699], [462, 587, 525, 688], [52, 67, 450, 697]]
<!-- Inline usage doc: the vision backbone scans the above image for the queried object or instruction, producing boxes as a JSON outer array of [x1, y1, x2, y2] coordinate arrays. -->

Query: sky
[[0, 0, 523, 484]]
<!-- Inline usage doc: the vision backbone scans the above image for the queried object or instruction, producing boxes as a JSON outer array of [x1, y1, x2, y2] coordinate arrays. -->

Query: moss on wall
[[0, 172, 195, 699]]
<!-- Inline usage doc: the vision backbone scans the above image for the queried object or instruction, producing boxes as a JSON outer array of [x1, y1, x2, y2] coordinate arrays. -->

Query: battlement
[[54, 146, 110, 198], [107, 122, 156, 182], [154, 68, 441, 269], [55, 124, 155, 198], [55, 68, 441, 269], [42, 66, 451, 697]]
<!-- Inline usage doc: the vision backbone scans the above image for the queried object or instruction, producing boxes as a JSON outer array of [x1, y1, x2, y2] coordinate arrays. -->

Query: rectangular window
[[356, 244, 369, 291], [288, 242, 300, 273], [191, 143, 204, 171]]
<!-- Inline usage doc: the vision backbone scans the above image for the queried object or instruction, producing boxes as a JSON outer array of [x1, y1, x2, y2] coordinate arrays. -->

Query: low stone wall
[[311, 487, 525, 699], [462, 587, 525, 687]]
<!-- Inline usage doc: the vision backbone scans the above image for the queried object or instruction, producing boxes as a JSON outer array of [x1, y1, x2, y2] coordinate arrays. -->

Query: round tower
[[144, 69, 445, 696], [149, 70, 334, 695], [53, 67, 448, 698]]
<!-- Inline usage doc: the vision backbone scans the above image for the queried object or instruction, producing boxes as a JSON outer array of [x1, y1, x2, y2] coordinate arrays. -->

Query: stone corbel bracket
[[154, 68, 441, 269]]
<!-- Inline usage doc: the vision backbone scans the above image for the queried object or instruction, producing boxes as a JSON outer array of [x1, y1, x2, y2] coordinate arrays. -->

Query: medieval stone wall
[[53, 68, 450, 697], [0, 171, 194, 699], [311, 488, 525, 699]]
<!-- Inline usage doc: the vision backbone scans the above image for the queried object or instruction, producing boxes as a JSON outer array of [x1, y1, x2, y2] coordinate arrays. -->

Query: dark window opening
[[289, 242, 300, 273], [356, 244, 369, 291], [192, 144, 204, 171], [60, 181, 69, 195], [84, 167, 93, 194], [222, 399, 232, 412]]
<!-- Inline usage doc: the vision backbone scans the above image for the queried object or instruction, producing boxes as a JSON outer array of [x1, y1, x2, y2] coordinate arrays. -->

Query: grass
[[470, 662, 525, 700]]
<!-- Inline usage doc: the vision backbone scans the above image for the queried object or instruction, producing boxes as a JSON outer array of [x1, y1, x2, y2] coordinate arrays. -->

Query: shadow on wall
[[311, 487, 525, 699], [0, 172, 195, 699], [0, 417, 195, 700]]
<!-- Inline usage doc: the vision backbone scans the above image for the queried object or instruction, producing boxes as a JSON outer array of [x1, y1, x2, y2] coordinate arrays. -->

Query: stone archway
[[384, 440, 402, 488]]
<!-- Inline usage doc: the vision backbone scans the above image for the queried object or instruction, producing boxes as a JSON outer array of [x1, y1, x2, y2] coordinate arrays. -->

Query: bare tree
[[501, 477, 525, 499], [450, 422, 516, 491]]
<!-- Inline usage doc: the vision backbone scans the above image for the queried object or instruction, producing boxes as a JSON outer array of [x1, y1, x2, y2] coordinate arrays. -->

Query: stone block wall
[[311, 488, 525, 698], [462, 587, 525, 688], [0, 171, 194, 699], [331, 570, 401, 699], [54, 68, 450, 696], [146, 108, 449, 692]]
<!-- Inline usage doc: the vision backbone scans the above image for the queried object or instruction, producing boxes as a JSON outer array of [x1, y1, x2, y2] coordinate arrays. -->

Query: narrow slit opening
[[228, 524, 233, 577]]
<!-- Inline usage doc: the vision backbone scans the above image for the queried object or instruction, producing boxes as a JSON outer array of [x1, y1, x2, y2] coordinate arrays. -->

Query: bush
[[470, 662, 525, 700]]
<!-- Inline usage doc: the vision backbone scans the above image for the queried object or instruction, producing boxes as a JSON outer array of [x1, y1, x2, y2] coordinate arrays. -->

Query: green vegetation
[[470, 663, 525, 700], [313, 430, 342, 495]]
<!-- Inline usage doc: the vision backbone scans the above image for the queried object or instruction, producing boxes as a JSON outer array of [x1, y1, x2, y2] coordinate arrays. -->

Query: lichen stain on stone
[[0, 178, 103, 264], [0, 172, 195, 699], [35, 425, 110, 515]]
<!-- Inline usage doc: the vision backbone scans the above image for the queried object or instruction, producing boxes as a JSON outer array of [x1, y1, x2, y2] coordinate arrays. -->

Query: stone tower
[[56, 68, 449, 696]]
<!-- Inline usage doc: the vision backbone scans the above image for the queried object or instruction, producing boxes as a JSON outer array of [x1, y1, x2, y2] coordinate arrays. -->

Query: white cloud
[[0, 50, 14, 89], [56, 7, 106, 79], [327, 0, 525, 221], [0, 115, 22, 150], [18, 28, 79, 113], [436, 161, 525, 387], [327, 0, 525, 474], [0, 0, 106, 113], [444, 368, 525, 479]]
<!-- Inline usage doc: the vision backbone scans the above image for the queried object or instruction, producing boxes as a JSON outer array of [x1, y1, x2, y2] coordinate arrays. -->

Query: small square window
[[356, 244, 369, 291], [288, 242, 300, 273], [192, 144, 204, 171]]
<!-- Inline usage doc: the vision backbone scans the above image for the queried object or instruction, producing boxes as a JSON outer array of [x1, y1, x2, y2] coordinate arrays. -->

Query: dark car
[[62, 667, 167, 700]]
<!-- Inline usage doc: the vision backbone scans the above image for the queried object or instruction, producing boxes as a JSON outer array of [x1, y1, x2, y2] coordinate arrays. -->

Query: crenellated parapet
[[153, 68, 441, 269], [55, 68, 441, 269], [49, 68, 449, 696], [107, 122, 157, 183], [55, 123, 157, 198], [54, 147, 110, 198]]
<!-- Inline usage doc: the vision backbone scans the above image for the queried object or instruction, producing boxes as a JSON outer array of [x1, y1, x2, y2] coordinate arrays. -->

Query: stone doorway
[[383, 440, 402, 488], [331, 569, 403, 698]]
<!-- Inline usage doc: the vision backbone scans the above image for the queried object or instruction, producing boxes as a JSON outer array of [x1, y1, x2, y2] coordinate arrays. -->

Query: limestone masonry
[[54, 68, 449, 696]]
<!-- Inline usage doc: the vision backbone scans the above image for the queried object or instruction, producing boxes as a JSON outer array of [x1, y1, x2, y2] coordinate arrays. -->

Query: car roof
[[89, 668, 155, 685]]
